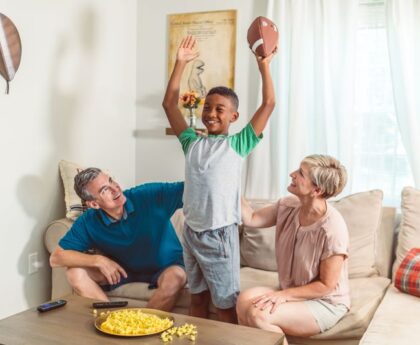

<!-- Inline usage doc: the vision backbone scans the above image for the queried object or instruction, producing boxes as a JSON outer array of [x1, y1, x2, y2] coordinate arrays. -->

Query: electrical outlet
[[28, 252, 38, 274]]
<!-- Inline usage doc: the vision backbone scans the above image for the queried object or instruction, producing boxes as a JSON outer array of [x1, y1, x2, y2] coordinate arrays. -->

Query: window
[[352, 0, 414, 206]]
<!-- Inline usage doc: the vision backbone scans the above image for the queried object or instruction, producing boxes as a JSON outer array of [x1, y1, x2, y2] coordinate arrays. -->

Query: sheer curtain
[[386, 0, 420, 187], [245, 0, 359, 199]]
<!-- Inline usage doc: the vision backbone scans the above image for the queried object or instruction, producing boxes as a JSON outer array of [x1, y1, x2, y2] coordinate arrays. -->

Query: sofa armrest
[[360, 285, 420, 345], [44, 218, 73, 254], [44, 218, 74, 298]]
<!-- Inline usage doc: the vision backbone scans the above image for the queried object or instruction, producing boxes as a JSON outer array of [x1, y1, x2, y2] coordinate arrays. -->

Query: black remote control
[[37, 299, 67, 312], [92, 301, 128, 309]]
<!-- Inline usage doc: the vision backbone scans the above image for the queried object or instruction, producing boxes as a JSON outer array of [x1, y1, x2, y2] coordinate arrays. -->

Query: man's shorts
[[101, 263, 185, 292], [304, 299, 348, 332], [182, 223, 240, 309]]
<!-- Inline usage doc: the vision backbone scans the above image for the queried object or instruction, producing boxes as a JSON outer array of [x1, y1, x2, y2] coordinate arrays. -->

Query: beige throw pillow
[[392, 187, 420, 280], [332, 190, 383, 278], [240, 200, 278, 272], [59, 160, 85, 221]]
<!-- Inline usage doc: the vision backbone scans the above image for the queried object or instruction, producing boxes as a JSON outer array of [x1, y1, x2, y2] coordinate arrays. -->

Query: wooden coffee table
[[0, 294, 284, 344]]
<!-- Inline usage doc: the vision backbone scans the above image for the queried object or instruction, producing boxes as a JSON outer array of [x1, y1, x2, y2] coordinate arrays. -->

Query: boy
[[162, 35, 276, 323]]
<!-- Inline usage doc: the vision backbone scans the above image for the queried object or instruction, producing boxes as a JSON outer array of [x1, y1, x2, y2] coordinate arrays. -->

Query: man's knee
[[158, 266, 187, 295], [66, 267, 88, 288]]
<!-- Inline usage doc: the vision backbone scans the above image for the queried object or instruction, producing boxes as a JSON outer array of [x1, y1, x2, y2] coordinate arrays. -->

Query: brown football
[[247, 16, 278, 57]]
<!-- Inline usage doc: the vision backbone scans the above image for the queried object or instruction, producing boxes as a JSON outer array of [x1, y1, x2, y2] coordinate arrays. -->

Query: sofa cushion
[[240, 266, 279, 290], [240, 200, 278, 271], [59, 160, 85, 221], [170, 209, 185, 241], [289, 276, 390, 344], [393, 187, 420, 280], [359, 286, 420, 345], [240, 191, 384, 278], [237, 268, 390, 342], [374, 207, 397, 278], [107, 283, 192, 309], [331, 190, 383, 278], [107, 267, 280, 314], [44, 218, 74, 253]]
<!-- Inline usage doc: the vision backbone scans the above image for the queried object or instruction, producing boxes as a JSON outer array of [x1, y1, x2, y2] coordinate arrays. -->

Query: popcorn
[[161, 323, 198, 343], [100, 309, 173, 336]]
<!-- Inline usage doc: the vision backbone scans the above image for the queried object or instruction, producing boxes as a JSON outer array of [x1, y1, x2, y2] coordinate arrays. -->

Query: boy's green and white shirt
[[179, 123, 262, 232]]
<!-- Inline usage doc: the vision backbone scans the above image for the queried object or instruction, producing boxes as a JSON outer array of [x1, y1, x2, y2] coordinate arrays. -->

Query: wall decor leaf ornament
[[0, 13, 22, 94]]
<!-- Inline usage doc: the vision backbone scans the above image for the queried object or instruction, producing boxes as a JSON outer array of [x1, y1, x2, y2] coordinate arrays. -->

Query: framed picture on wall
[[167, 10, 237, 115]]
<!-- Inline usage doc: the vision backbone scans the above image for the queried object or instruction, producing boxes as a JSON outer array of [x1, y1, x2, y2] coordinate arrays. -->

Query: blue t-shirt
[[59, 182, 184, 274]]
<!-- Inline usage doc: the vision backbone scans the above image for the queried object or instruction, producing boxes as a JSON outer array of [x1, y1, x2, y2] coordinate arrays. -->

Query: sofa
[[44, 187, 420, 345]]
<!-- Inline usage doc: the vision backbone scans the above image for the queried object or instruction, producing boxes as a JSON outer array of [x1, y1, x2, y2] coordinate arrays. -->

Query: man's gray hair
[[74, 167, 102, 202]]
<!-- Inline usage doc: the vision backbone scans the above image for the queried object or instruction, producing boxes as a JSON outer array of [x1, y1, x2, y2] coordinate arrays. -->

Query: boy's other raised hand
[[177, 35, 199, 62]]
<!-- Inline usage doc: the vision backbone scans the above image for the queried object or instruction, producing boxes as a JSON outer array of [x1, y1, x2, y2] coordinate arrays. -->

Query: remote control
[[37, 299, 67, 312], [92, 301, 128, 309]]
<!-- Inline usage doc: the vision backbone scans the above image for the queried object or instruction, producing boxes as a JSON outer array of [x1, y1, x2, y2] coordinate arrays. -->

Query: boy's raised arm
[[249, 50, 276, 137], [162, 35, 199, 137]]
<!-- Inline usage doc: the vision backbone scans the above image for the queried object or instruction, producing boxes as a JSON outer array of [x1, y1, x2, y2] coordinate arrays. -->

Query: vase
[[187, 108, 197, 128]]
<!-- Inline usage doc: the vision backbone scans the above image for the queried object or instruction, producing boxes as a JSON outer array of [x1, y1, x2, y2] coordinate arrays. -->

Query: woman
[[237, 155, 349, 343]]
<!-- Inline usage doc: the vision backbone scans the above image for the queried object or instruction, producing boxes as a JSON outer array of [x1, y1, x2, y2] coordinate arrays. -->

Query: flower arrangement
[[180, 91, 202, 110], [180, 91, 204, 128]]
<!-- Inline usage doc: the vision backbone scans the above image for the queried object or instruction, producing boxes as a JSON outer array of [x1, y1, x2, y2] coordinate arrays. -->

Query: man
[[50, 167, 186, 311]]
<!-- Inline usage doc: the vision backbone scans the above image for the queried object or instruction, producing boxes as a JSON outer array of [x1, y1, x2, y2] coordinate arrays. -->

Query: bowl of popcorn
[[94, 308, 174, 337]]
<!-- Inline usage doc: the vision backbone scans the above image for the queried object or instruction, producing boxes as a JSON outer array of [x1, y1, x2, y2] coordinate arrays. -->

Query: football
[[247, 16, 278, 57]]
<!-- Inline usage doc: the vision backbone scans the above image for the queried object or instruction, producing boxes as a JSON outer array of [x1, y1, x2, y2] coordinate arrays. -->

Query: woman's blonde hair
[[302, 154, 347, 199]]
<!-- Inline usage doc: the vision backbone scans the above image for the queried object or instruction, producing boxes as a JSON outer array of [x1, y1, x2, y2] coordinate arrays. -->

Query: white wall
[[0, 0, 266, 319], [0, 0, 137, 318], [136, 0, 266, 183]]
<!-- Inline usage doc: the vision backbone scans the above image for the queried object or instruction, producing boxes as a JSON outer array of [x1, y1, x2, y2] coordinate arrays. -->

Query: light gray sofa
[[44, 188, 420, 345]]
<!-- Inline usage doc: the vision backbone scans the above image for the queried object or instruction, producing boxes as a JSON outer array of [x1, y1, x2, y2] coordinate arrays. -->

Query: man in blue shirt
[[50, 167, 186, 311]]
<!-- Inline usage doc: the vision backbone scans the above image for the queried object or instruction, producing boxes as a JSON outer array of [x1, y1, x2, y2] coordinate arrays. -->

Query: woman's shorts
[[182, 223, 240, 309], [304, 299, 348, 332]]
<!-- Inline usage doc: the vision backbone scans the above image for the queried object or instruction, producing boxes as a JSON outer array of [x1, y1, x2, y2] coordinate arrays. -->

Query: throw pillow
[[394, 247, 420, 297], [240, 190, 384, 276], [59, 160, 85, 221], [392, 187, 420, 279], [240, 199, 278, 271], [331, 190, 383, 278]]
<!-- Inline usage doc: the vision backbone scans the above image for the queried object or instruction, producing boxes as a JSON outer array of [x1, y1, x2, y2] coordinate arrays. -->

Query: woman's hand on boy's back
[[177, 35, 199, 63]]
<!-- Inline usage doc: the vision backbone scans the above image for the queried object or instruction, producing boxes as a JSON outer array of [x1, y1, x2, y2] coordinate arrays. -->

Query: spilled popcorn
[[161, 323, 198, 342]]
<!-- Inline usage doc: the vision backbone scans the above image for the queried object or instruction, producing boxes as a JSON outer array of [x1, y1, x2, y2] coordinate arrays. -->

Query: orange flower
[[180, 91, 202, 109]]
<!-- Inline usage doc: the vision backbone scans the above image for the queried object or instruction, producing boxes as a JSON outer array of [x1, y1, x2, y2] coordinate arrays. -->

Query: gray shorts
[[304, 299, 348, 332], [182, 223, 240, 309]]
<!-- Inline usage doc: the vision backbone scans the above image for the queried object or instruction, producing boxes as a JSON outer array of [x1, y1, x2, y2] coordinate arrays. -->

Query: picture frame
[[167, 9, 237, 117]]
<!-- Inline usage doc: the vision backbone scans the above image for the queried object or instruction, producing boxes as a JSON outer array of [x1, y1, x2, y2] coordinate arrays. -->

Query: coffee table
[[0, 294, 284, 344]]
